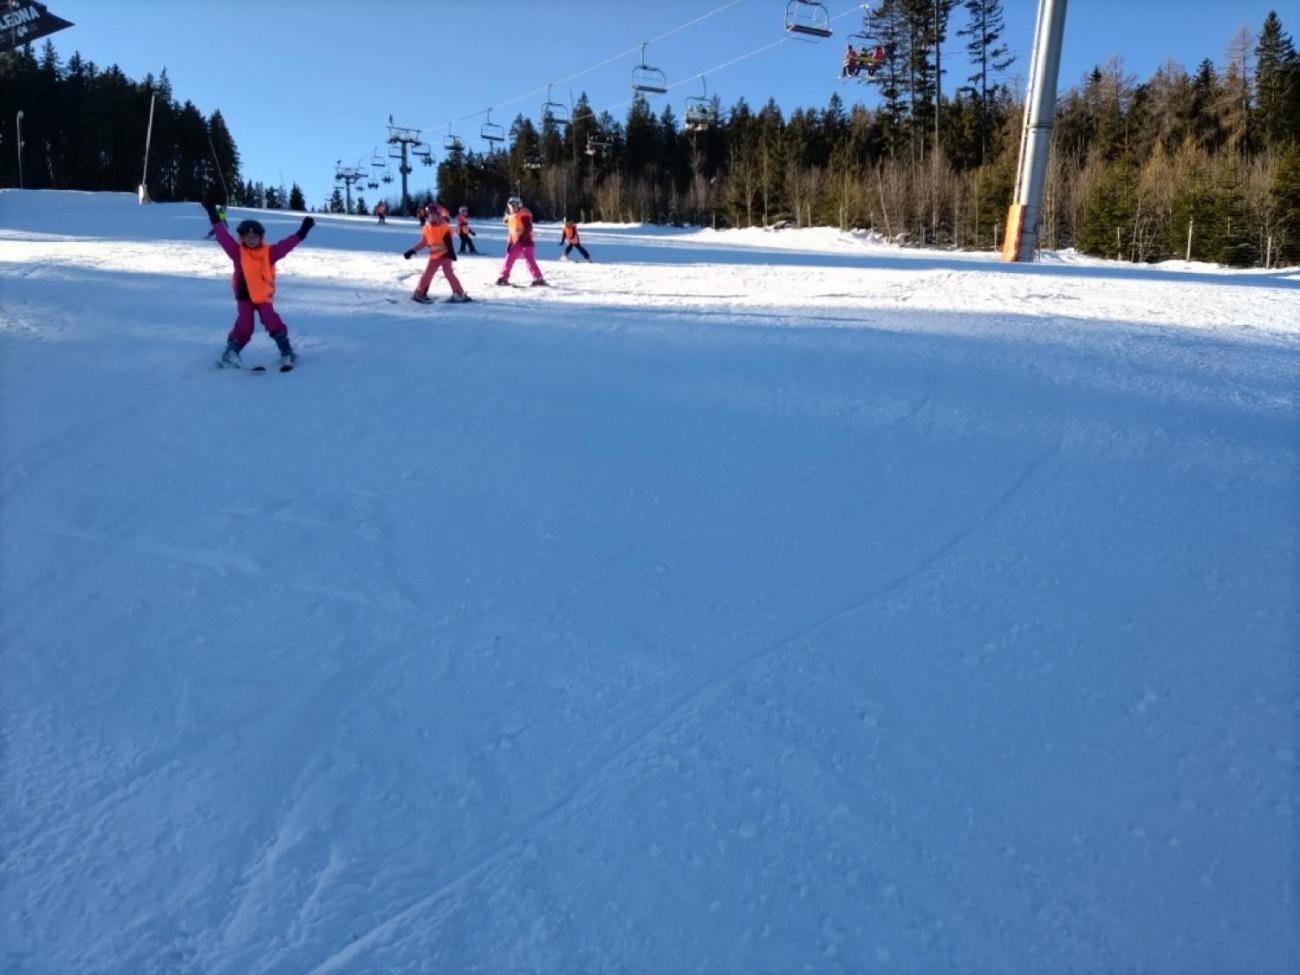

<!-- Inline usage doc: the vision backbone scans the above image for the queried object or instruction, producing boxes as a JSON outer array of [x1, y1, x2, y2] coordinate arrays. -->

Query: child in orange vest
[[559, 219, 591, 261], [403, 207, 470, 303], [496, 196, 546, 286], [203, 202, 312, 369], [456, 205, 478, 254]]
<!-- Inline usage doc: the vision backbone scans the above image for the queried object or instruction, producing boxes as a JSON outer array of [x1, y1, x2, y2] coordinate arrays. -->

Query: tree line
[[432, 3, 1298, 267], [0, 40, 300, 210], [4, 2, 1299, 267]]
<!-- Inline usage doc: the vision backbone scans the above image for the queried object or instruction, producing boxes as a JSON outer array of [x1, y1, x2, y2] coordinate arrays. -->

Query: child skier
[[375, 201, 387, 224], [456, 205, 478, 254], [496, 196, 546, 287], [203, 202, 312, 369], [559, 219, 591, 262], [403, 206, 471, 304]]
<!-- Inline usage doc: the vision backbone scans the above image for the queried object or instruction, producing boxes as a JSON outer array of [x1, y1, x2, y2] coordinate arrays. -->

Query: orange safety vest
[[239, 244, 276, 304], [422, 221, 454, 258], [507, 207, 533, 246]]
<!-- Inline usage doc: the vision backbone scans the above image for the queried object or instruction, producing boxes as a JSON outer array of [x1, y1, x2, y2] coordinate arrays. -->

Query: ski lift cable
[[599, 1, 862, 112], [418, 0, 747, 134]]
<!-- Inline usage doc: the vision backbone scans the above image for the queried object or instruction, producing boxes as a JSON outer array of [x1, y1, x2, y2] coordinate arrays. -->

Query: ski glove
[[297, 217, 315, 239], [403, 249, 416, 260]]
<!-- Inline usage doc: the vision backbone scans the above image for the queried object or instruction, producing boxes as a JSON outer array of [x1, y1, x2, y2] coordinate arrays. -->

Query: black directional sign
[[0, 2, 74, 54]]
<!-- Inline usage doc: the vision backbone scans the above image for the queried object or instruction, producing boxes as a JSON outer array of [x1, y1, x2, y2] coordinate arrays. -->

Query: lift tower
[[333, 160, 366, 214], [386, 117, 424, 215], [1003, 0, 1068, 262]]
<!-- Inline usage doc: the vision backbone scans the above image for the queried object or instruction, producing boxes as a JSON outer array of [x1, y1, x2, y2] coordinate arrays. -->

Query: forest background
[[2, 1, 1298, 267]]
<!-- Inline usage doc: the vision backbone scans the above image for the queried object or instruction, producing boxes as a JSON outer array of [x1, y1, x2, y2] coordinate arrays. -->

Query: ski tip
[[250, 365, 267, 373]]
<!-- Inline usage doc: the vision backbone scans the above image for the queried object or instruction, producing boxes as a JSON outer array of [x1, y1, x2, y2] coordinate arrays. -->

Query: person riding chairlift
[[860, 45, 886, 78], [841, 43, 860, 79]]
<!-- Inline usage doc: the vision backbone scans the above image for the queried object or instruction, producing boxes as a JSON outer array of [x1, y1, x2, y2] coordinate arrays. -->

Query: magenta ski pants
[[229, 300, 287, 346], [500, 243, 542, 281]]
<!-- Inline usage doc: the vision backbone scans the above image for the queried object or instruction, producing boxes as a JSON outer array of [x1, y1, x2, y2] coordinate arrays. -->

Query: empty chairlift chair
[[630, 42, 668, 95], [480, 108, 506, 145], [784, 0, 832, 40], [541, 84, 571, 127]]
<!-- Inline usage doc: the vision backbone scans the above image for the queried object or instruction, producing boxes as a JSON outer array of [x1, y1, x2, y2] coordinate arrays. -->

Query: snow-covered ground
[[2, 190, 1297, 974]]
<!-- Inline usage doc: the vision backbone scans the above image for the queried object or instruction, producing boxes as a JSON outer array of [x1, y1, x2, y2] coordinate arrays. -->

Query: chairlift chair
[[481, 108, 505, 144], [585, 132, 610, 156], [541, 84, 571, 126], [412, 143, 432, 160], [784, 0, 832, 39], [443, 125, 464, 153], [524, 151, 542, 171], [684, 76, 716, 133], [630, 42, 668, 95], [367, 179, 379, 190]]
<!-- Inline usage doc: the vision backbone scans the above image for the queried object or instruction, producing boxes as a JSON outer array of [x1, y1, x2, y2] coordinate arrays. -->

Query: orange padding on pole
[[1001, 203, 1025, 262]]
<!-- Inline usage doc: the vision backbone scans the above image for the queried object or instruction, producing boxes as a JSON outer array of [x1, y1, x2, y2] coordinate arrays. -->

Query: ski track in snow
[[2, 192, 1298, 974]]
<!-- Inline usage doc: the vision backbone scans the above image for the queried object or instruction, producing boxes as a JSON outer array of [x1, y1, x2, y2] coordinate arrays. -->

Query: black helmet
[[236, 219, 265, 236]]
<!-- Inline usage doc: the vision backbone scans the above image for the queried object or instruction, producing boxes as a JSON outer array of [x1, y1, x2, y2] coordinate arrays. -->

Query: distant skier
[[375, 201, 387, 224], [403, 206, 471, 304], [559, 219, 591, 262], [203, 201, 312, 369], [204, 204, 228, 239], [456, 205, 478, 254], [496, 195, 547, 287]]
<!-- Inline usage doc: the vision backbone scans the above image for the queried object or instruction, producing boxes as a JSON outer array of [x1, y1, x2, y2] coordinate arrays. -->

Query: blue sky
[[40, 1, 1290, 205]]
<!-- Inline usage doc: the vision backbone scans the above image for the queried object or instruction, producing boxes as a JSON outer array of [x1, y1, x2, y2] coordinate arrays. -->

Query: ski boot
[[272, 331, 297, 369], [495, 276, 510, 286], [530, 278, 549, 287], [412, 293, 434, 304], [217, 340, 243, 369], [447, 292, 472, 303]]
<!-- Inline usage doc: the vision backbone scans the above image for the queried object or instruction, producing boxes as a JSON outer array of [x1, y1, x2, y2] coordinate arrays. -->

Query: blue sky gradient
[[38, 1, 1290, 205]]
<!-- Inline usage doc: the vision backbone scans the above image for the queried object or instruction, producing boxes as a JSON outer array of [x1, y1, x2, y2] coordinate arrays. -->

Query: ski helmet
[[507, 195, 523, 210], [235, 219, 265, 237], [458, 205, 468, 215]]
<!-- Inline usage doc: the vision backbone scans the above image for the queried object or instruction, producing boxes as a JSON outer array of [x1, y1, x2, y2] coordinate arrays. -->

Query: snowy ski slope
[[1, 190, 1298, 973]]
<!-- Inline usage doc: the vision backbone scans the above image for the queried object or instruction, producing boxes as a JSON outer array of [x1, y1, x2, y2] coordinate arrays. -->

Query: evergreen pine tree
[[1076, 157, 1138, 259], [958, 0, 1014, 164], [1255, 12, 1300, 147], [288, 183, 306, 211], [1270, 143, 1300, 264]]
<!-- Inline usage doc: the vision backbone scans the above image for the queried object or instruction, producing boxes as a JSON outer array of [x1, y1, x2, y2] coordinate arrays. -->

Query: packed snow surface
[[2, 190, 1297, 973]]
